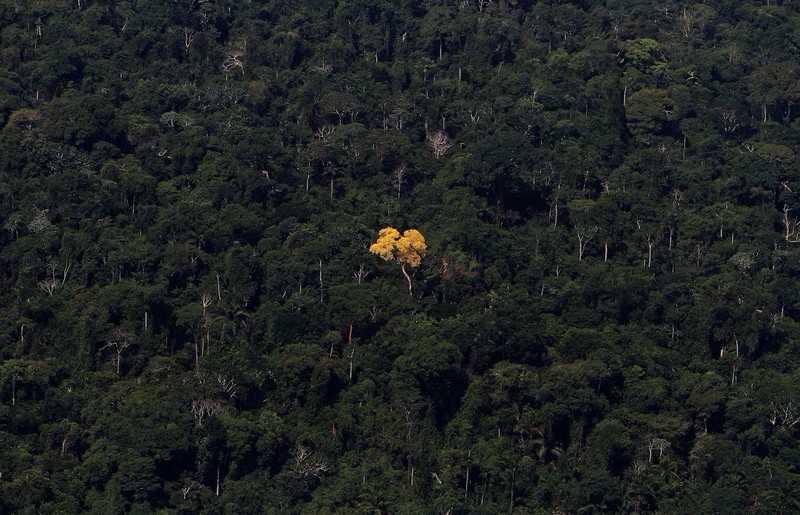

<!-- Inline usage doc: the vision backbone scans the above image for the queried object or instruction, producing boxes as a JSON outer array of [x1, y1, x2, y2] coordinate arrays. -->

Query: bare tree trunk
[[508, 479, 515, 513], [348, 321, 355, 381], [465, 462, 470, 500], [11, 374, 17, 406], [401, 263, 413, 295], [682, 132, 687, 159], [552, 199, 559, 227], [405, 410, 414, 486], [319, 259, 324, 303]]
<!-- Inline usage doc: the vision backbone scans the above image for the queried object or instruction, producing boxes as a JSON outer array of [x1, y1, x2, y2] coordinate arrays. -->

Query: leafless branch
[[426, 131, 452, 159]]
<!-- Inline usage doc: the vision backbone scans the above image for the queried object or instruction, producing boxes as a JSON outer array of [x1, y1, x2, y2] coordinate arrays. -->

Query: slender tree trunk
[[401, 263, 413, 295], [11, 375, 17, 406], [348, 320, 355, 381], [348, 343, 355, 382], [319, 259, 324, 303], [508, 479, 515, 513], [552, 199, 559, 227], [465, 464, 470, 500], [404, 407, 415, 486], [683, 132, 687, 159]]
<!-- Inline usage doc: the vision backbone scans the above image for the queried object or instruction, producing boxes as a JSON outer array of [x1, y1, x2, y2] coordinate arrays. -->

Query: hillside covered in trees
[[2, 0, 800, 512]]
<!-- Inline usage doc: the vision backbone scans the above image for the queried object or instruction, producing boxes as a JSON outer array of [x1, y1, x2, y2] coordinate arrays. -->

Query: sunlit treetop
[[369, 227, 402, 261], [369, 227, 427, 267]]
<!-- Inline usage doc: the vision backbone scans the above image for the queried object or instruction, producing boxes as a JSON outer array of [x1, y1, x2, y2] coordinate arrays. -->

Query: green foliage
[[1, 0, 800, 512]]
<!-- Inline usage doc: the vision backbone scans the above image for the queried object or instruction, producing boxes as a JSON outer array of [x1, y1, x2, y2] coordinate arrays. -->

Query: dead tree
[[678, 8, 693, 37], [721, 109, 740, 133], [222, 44, 246, 75], [782, 205, 800, 242], [101, 330, 135, 376], [182, 481, 197, 500], [183, 28, 195, 52], [575, 225, 599, 261], [291, 446, 329, 478], [770, 401, 800, 432], [353, 264, 371, 284], [426, 131, 452, 159], [201, 293, 214, 315], [216, 374, 238, 399], [647, 438, 671, 462], [316, 125, 335, 141], [191, 399, 223, 427], [38, 277, 60, 296], [393, 164, 407, 198]]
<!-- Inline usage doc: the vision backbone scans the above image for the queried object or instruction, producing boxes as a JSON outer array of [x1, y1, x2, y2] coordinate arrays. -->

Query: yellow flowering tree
[[369, 227, 427, 294]]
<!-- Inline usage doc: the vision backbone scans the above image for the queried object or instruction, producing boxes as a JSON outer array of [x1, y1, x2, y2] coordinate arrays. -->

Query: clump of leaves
[[370, 227, 427, 294]]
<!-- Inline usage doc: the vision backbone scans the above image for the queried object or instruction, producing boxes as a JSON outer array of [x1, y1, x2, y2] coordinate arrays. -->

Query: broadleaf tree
[[369, 227, 427, 295]]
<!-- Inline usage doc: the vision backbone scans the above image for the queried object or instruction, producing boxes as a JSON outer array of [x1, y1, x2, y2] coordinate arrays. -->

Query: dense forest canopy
[[2, 0, 800, 512]]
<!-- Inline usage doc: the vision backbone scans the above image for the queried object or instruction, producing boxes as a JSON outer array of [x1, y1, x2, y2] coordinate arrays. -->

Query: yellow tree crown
[[369, 227, 427, 267]]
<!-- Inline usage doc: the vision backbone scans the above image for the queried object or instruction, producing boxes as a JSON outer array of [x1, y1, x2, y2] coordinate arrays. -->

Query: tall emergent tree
[[369, 227, 427, 295]]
